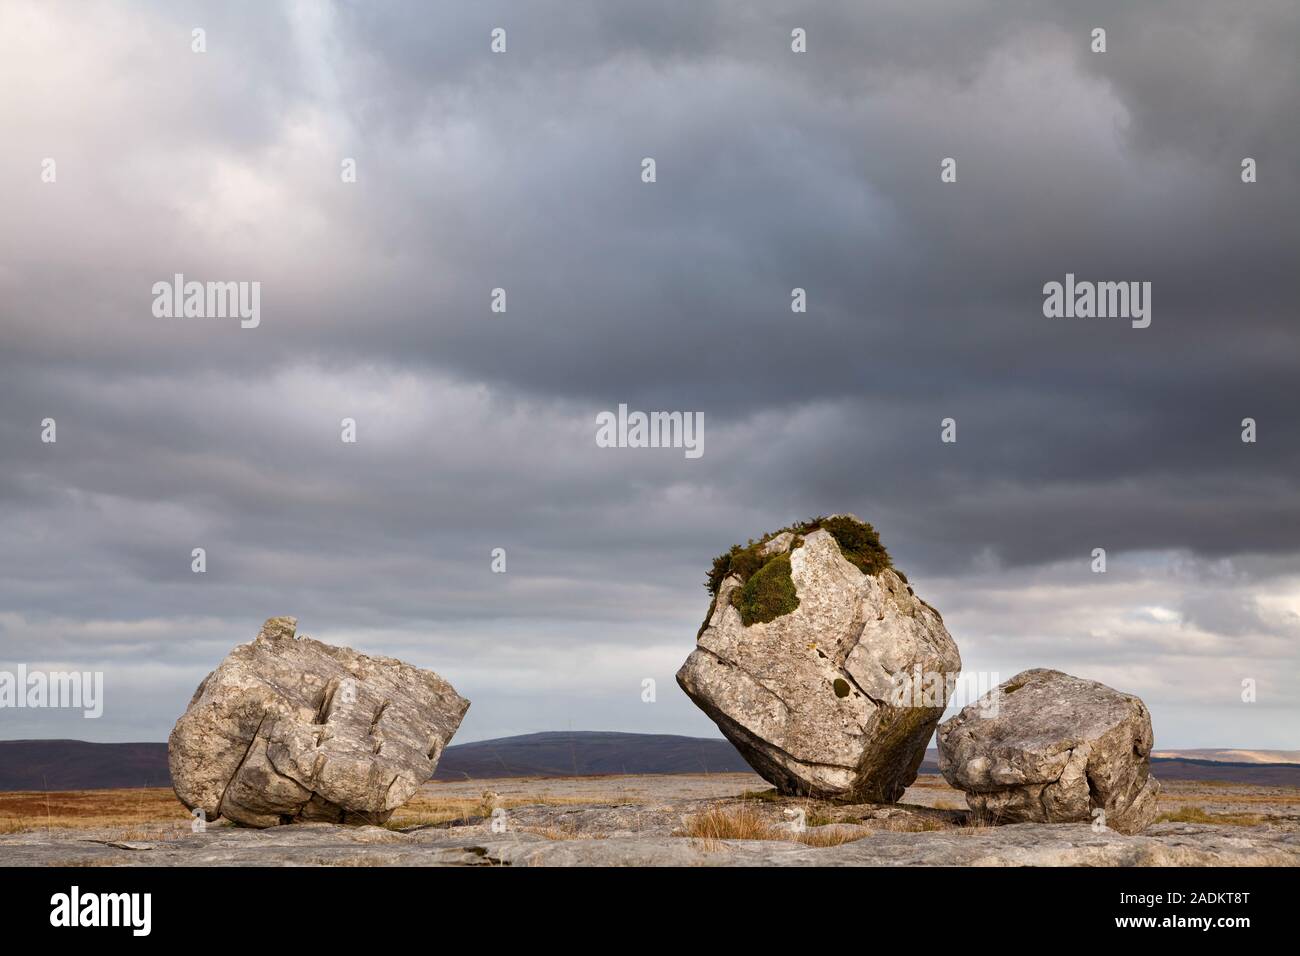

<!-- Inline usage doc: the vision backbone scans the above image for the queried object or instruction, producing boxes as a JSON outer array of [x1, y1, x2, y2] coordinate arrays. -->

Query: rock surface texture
[[938, 668, 1160, 834], [169, 616, 469, 828], [4, 820, 1294, 868], [677, 518, 961, 801], [6, 771, 1296, 867]]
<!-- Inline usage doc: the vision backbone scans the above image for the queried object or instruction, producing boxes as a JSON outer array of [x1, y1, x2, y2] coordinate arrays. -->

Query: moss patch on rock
[[730, 553, 800, 625], [706, 536, 788, 596], [705, 515, 893, 595], [701, 515, 898, 629], [814, 515, 892, 577]]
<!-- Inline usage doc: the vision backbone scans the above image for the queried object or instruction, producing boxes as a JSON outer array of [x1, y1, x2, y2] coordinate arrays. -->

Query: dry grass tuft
[[677, 803, 867, 848], [679, 804, 779, 841], [1155, 805, 1265, 826], [794, 826, 866, 847]]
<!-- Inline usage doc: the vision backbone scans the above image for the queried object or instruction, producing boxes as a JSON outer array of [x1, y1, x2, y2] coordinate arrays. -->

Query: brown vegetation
[[1155, 805, 1266, 826], [0, 788, 190, 834], [677, 803, 865, 848], [385, 790, 629, 830]]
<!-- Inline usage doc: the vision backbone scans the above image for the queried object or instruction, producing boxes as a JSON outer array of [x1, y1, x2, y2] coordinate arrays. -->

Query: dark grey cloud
[[0, 1, 1295, 747]]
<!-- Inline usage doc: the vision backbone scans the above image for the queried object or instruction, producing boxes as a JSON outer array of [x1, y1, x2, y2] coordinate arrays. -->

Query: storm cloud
[[0, 1, 1296, 747]]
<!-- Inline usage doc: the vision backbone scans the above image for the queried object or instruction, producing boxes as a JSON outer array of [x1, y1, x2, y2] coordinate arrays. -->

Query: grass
[[739, 789, 785, 802], [383, 791, 629, 830], [706, 515, 893, 595], [0, 785, 631, 836], [676, 803, 866, 848], [0, 788, 192, 834], [5, 779, 1281, 848], [735, 791, 845, 827], [814, 515, 892, 576], [1159, 789, 1300, 805], [679, 804, 778, 841], [1155, 805, 1266, 826], [703, 515, 894, 628], [795, 826, 865, 847]]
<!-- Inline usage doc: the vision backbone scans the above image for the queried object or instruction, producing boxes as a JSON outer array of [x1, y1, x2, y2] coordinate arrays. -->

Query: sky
[[0, 1, 1296, 748]]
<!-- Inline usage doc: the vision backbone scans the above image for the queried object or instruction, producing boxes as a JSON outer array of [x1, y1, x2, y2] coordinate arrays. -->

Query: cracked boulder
[[937, 668, 1160, 834], [677, 517, 961, 802], [169, 616, 469, 828]]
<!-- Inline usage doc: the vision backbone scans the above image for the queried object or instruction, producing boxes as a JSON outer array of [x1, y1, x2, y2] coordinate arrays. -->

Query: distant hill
[[918, 751, 1300, 785], [0, 731, 752, 790], [0, 739, 172, 791], [1152, 748, 1300, 765], [3, 735, 1299, 791], [431, 731, 752, 779], [1142, 758, 1300, 787]]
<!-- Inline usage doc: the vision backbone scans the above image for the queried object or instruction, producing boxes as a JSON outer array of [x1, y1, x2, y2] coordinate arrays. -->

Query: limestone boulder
[[169, 616, 468, 828], [677, 517, 960, 802], [937, 668, 1160, 834]]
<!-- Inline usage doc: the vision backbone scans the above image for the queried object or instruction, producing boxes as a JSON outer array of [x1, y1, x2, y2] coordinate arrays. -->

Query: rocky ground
[[3, 773, 1298, 866]]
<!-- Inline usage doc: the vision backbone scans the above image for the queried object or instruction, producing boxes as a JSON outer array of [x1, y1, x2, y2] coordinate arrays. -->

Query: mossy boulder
[[679, 515, 961, 803]]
